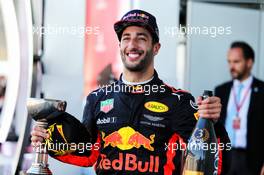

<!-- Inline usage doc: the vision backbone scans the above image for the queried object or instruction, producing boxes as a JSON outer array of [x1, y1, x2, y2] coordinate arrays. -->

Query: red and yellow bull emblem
[[138, 13, 149, 19], [100, 127, 159, 172], [144, 101, 169, 113], [101, 126, 155, 151]]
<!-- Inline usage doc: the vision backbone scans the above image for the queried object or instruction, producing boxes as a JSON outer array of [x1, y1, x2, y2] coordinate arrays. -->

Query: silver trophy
[[26, 98, 67, 175]]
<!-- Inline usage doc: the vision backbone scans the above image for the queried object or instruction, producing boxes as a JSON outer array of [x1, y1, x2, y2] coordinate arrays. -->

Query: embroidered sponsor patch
[[143, 114, 164, 122], [100, 99, 114, 113], [101, 126, 155, 151], [97, 117, 117, 125], [144, 101, 169, 113]]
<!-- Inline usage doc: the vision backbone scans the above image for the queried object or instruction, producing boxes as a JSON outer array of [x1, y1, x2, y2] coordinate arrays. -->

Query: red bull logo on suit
[[99, 126, 159, 172], [101, 126, 155, 151]]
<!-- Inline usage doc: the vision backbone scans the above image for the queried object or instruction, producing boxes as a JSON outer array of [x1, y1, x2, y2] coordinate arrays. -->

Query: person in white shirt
[[215, 41, 264, 175]]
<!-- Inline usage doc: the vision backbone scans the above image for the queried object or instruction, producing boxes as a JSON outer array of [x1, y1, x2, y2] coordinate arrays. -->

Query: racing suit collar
[[117, 70, 164, 94], [121, 75, 154, 85]]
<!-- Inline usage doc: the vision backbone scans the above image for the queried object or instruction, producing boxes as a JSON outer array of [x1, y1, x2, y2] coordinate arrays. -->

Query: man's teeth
[[128, 53, 140, 58]]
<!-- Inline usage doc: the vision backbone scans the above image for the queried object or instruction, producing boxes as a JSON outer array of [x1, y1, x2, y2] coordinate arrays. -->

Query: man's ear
[[153, 43, 161, 56], [247, 58, 254, 69]]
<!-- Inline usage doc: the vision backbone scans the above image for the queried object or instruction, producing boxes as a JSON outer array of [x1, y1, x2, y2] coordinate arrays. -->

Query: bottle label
[[183, 170, 204, 175]]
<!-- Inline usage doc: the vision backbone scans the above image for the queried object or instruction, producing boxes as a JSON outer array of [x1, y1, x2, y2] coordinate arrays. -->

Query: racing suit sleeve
[[82, 93, 99, 144], [165, 94, 197, 175], [45, 94, 100, 167], [171, 93, 197, 142]]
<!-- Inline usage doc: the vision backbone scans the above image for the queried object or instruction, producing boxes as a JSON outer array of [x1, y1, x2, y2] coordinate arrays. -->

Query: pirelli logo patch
[[144, 101, 169, 113]]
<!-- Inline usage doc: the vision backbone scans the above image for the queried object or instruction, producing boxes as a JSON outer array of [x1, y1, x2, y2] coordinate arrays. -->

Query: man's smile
[[126, 50, 144, 61]]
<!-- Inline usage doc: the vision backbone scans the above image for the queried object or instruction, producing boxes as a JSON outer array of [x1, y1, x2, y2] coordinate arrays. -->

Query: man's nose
[[127, 39, 138, 49]]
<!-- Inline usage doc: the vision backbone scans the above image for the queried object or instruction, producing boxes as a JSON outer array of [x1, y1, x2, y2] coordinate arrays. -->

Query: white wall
[[259, 8, 264, 79], [42, 0, 86, 174], [186, 1, 262, 97], [42, 0, 85, 119]]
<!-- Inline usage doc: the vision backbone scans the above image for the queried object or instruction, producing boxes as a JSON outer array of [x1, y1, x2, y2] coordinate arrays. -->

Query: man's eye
[[122, 37, 129, 41], [139, 38, 147, 41]]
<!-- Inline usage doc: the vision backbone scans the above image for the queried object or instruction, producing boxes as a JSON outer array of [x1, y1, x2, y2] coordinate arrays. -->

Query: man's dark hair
[[230, 41, 254, 62]]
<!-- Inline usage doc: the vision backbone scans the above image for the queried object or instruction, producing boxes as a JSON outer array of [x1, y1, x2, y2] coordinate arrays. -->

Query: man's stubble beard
[[231, 65, 250, 81], [121, 48, 154, 72]]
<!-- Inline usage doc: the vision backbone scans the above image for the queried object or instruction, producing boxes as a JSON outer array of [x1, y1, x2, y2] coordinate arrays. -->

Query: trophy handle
[[26, 120, 52, 175]]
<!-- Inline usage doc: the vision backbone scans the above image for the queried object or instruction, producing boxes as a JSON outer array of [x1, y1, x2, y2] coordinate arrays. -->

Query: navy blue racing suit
[[48, 70, 230, 175]]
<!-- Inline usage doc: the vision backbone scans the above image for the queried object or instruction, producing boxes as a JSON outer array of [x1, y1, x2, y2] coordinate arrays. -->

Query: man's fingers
[[201, 96, 221, 104], [196, 96, 222, 121], [30, 125, 50, 148], [31, 129, 49, 139], [31, 136, 43, 143], [31, 140, 42, 147], [196, 96, 202, 104], [30, 129, 49, 146], [33, 125, 47, 133], [196, 96, 220, 105], [198, 112, 220, 119], [198, 108, 221, 116], [198, 102, 222, 110]]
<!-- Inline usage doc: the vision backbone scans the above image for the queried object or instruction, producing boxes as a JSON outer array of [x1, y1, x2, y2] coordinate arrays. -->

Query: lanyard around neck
[[232, 83, 252, 114]]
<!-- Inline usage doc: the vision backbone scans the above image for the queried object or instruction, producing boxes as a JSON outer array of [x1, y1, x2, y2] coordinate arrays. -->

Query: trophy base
[[26, 163, 52, 175]]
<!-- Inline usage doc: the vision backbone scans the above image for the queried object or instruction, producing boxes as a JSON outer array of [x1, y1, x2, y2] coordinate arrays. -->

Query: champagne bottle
[[182, 90, 219, 175]]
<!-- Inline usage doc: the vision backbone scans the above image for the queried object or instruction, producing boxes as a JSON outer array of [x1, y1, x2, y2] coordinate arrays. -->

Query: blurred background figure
[[96, 64, 117, 87], [0, 76, 6, 113], [215, 41, 264, 175]]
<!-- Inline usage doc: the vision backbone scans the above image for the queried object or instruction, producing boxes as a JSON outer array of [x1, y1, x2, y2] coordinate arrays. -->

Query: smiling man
[[31, 9, 230, 175]]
